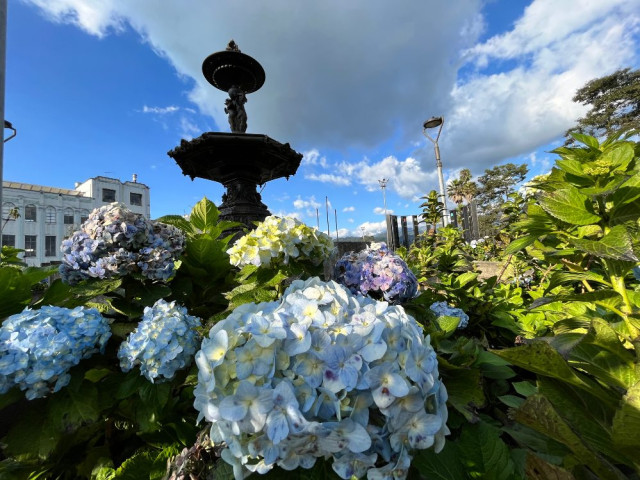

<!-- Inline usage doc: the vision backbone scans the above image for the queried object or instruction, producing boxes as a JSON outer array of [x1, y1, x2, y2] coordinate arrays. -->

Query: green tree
[[459, 168, 478, 203], [565, 67, 640, 142], [447, 178, 465, 206], [476, 163, 529, 236]]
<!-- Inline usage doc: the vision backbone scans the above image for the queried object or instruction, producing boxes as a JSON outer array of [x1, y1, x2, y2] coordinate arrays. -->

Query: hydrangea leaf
[[189, 197, 220, 233], [458, 421, 517, 480], [612, 380, 640, 455], [538, 187, 601, 225], [514, 394, 627, 480], [412, 441, 467, 480], [569, 225, 638, 262]]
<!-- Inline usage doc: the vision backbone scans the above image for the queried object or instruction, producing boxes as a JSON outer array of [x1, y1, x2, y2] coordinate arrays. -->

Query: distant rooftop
[[2, 181, 85, 197]]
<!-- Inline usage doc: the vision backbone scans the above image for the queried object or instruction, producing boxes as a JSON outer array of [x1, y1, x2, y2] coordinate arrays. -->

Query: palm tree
[[458, 168, 478, 204], [447, 178, 465, 206]]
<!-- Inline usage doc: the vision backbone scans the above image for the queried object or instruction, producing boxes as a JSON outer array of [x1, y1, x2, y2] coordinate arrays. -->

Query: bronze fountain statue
[[168, 41, 302, 231]]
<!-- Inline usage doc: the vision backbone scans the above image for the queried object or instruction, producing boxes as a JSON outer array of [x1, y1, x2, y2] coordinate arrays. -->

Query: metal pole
[[325, 196, 330, 237], [378, 178, 390, 246], [334, 209, 338, 243], [433, 141, 449, 226], [0, 0, 6, 248]]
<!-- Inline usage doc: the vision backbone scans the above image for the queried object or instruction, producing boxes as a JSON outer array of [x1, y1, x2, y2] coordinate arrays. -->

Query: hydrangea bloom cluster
[[0, 306, 111, 400], [59, 203, 184, 284], [193, 277, 448, 480], [429, 301, 469, 329], [118, 299, 201, 383], [227, 216, 334, 268], [334, 243, 418, 305]]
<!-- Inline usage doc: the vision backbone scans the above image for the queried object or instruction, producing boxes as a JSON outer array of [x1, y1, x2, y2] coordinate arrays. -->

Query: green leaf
[[610, 198, 640, 225], [513, 381, 537, 397], [493, 342, 616, 406], [556, 158, 586, 177], [439, 359, 485, 422], [537, 377, 631, 466], [155, 215, 195, 235], [569, 225, 638, 262], [412, 441, 468, 479], [454, 271, 478, 288], [458, 422, 516, 480], [434, 315, 461, 337], [569, 318, 639, 389], [611, 380, 640, 456], [571, 133, 600, 149], [539, 187, 601, 225], [505, 235, 538, 255], [601, 142, 634, 170], [545, 271, 611, 293], [190, 197, 219, 233], [514, 394, 627, 480], [498, 395, 525, 408], [3, 406, 61, 459]]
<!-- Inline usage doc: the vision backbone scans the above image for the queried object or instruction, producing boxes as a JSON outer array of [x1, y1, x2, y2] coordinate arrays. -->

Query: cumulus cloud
[[343, 206, 355, 212], [304, 173, 351, 186], [358, 220, 387, 235], [293, 196, 321, 210], [373, 207, 394, 215], [302, 149, 328, 168]]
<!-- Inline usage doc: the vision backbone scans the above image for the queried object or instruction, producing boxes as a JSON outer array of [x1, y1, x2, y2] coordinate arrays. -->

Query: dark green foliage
[[565, 68, 640, 142]]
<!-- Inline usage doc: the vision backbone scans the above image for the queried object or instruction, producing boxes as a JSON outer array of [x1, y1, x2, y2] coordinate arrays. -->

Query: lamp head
[[423, 116, 443, 129]]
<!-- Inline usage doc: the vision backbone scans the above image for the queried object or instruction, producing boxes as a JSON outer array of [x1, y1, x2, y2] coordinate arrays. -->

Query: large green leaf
[[189, 197, 219, 233], [571, 133, 600, 149], [155, 215, 195, 235], [611, 173, 640, 206], [569, 225, 638, 262], [458, 422, 517, 480], [439, 359, 485, 422], [610, 198, 640, 225], [539, 187, 601, 225], [514, 394, 627, 480], [545, 271, 611, 293], [611, 380, 640, 454], [600, 142, 634, 171], [569, 318, 639, 389], [505, 235, 538, 255], [493, 342, 616, 406], [538, 377, 631, 467], [412, 441, 469, 479]]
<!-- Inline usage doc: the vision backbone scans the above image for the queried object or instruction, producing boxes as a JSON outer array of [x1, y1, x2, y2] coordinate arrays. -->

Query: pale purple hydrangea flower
[[334, 243, 418, 304], [59, 203, 184, 284]]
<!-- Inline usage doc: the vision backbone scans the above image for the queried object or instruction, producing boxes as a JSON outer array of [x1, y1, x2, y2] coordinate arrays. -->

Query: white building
[[1, 175, 150, 267]]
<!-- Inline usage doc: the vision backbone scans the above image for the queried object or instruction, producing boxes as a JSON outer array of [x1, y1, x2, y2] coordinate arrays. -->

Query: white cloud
[[141, 105, 179, 114], [343, 206, 355, 212], [373, 207, 394, 215], [347, 218, 354, 223], [358, 220, 387, 235], [271, 209, 303, 220], [293, 196, 321, 210], [339, 155, 439, 199], [304, 173, 351, 186], [302, 149, 328, 168], [179, 116, 202, 140]]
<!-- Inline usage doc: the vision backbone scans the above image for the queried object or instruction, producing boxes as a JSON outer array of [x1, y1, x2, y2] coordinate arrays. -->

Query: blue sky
[[4, 0, 640, 237]]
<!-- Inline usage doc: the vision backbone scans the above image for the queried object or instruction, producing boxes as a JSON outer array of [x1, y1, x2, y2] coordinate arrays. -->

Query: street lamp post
[[378, 178, 391, 246], [422, 116, 449, 226]]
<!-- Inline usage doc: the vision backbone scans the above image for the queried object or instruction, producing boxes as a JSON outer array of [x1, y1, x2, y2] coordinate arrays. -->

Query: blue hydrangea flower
[[429, 301, 469, 329], [193, 277, 448, 480], [0, 306, 111, 400], [59, 203, 184, 284], [118, 299, 201, 383], [334, 243, 418, 305]]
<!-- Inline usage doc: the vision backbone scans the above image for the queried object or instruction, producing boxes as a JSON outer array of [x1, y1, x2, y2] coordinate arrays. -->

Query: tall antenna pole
[[334, 209, 339, 243], [325, 196, 330, 237]]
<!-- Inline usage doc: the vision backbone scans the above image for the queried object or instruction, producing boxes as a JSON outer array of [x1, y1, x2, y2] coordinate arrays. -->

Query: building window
[[63, 208, 74, 224], [46, 207, 57, 224], [24, 205, 37, 222], [45, 236, 57, 257], [102, 188, 116, 202], [2, 235, 15, 247], [130, 192, 142, 206], [2, 202, 18, 222], [24, 235, 36, 257], [80, 210, 89, 224]]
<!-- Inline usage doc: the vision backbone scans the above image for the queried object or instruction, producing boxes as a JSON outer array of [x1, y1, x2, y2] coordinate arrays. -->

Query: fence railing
[[385, 200, 481, 250]]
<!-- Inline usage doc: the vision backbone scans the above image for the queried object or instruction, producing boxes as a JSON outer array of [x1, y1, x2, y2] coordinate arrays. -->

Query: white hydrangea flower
[[227, 216, 334, 268], [193, 277, 448, 480]]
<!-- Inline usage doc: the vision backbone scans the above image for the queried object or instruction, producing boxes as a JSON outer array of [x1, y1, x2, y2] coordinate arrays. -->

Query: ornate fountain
[[168, 41, 302, 230]]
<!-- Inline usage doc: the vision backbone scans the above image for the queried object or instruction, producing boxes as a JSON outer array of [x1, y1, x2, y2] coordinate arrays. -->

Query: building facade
[[1, 175, 150, 267]]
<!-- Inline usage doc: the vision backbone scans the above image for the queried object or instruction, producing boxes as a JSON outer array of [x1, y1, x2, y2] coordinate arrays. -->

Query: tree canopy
[[565, 67, 640, 142], [476, 163, 529, 208]]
